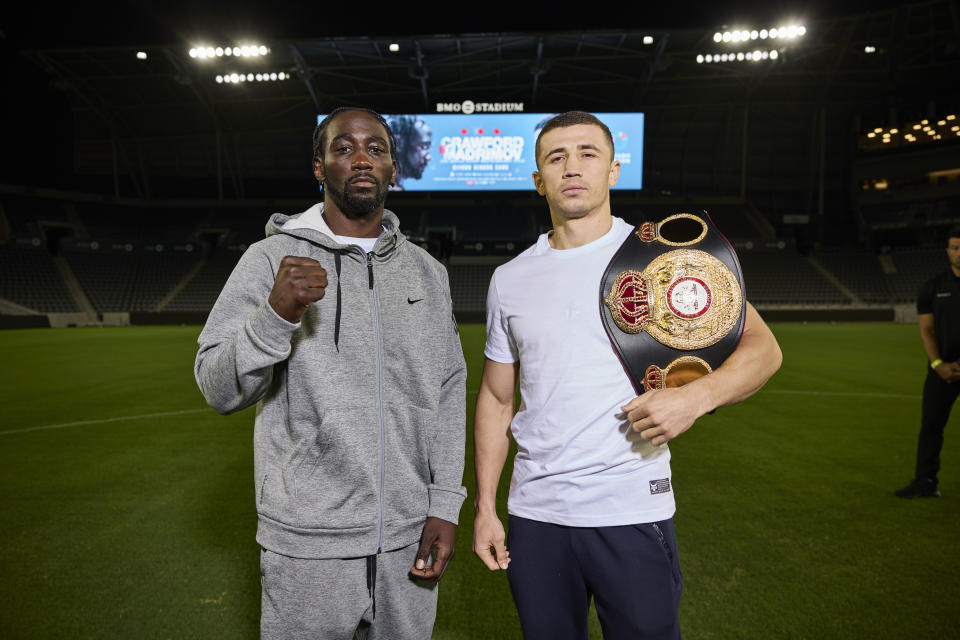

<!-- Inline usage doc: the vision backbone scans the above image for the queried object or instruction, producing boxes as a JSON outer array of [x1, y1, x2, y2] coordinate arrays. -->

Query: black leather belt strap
[[599, 211, 746, 394]]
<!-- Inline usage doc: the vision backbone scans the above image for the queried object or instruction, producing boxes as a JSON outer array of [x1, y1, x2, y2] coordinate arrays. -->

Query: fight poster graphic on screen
[[317, 112, 644, 191]]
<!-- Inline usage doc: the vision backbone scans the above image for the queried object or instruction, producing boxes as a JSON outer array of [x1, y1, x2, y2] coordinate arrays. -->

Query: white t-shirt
[[282, 204, 381, 253], [485, 216, 676, 527]]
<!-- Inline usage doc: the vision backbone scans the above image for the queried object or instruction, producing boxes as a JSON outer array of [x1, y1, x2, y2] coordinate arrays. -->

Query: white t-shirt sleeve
[[483, 271, 518, 363]]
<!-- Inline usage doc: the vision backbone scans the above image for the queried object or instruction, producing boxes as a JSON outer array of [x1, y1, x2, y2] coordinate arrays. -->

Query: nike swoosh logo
[[408, 297, 424, 304]]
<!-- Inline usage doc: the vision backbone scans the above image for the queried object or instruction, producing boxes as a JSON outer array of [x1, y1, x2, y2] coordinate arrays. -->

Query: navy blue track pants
[[506, 515, 683, 640]]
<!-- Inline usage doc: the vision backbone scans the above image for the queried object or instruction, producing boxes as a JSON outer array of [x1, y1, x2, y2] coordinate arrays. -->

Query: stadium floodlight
[[864, 45, 876, 53], [770, 49, 778, 59], [740, 30, 750, 41], [389, 43, 400, 52], [797, 26, 806, 36], [769, 28, 778, 38], [722, 32, 732, 42], [760, 29, 768, 39], [867, 132, 876, 138], [713, 32, 722, 42], [947, 114, 956, 120], [890, 128, 898, 134], [737, 52, 745, 61], [136, 51, 147, 60], [751, 30, 758, 39], [921, 119, 929, 124], [643, 36, 654, 45], [705, 54, 713, 62], [259, 46, 268, 55], [216, 75, 223, 83], [937, 120, 946, 126], [697, 54, 704, 63], [189, 48, 198, 58]]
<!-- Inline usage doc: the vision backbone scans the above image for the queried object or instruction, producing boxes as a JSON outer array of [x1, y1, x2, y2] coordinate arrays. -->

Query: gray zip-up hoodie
[[195, 204, 467, 559]]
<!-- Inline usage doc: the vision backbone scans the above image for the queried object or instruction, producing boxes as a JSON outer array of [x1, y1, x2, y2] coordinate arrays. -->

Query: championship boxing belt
[[599, 212, 745, 393]]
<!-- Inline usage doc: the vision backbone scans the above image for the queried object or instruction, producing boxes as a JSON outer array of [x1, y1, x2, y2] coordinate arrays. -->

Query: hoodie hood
[[265, 202, 406, 259]]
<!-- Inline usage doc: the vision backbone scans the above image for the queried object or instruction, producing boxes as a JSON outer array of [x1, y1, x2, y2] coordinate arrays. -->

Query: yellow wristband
[[931, 359, 944, 369]]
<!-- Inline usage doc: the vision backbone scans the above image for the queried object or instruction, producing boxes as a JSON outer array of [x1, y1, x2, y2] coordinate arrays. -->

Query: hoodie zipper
[[367, 250, 386, 553]]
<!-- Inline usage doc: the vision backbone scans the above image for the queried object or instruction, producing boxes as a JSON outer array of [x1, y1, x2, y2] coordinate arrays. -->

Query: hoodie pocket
[[381, 402, 433, 525], [259, 406, 381, 530]]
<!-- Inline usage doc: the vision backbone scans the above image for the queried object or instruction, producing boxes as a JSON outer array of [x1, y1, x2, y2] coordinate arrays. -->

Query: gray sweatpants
[[260, 542, 438, 640]]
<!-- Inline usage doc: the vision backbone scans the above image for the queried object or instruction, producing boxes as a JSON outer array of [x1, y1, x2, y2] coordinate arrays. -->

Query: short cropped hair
[[312, 107, 398, 165], [949, 225, 960, 241], [534, 111, 615, 168]]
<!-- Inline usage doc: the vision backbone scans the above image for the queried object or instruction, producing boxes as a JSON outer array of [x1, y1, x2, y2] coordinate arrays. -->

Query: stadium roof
[[2, 0, 957, 197]]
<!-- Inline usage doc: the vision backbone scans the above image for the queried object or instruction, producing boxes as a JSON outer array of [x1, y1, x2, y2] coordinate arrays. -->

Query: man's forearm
[[473, 389, 513, 513], [920, 327, 941, 364], [692, 302, 782, 414]]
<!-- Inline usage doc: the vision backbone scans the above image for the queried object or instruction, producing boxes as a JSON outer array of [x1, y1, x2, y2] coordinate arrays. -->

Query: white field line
[[0, 388, 917, 437], [0, 408, 211, 436]]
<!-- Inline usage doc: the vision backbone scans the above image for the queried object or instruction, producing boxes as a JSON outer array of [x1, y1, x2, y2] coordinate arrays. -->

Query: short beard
[[325, 178, 388, 219]]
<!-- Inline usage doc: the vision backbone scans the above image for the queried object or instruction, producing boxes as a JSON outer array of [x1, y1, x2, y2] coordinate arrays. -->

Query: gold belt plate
[[603, 248, 743, 351]]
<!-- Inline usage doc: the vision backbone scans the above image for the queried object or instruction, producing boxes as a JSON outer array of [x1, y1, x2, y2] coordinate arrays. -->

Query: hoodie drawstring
[[330, 236, 398, 353], [334, 250, 342, 352], [365, 554, 377, 618]]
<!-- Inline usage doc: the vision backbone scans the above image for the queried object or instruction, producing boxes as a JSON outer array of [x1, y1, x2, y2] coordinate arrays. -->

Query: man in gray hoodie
[[195, 107, 467, 639]]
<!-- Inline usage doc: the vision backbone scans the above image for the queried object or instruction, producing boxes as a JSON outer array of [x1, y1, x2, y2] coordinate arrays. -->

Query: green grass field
[[1, 323, 958, 639]]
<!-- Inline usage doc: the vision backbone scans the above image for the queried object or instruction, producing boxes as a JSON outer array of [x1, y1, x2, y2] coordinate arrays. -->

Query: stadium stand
[[63, 247, 198, 313], [448, 262, 501, 314], [163, 250, 244, 312], [1, 191, 952, 324], [813, 247, 893, 304], [887, 245, 949, 303], [0, 240, 79, 312], [738, 250, 848, 305]]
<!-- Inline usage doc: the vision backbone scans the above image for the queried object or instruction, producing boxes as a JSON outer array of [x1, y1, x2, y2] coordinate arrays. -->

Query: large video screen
[[316, 112, 644, 191]]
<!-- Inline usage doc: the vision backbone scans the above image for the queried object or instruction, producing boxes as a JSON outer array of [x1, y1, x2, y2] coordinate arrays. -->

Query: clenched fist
[[268, 256, 328, 322]]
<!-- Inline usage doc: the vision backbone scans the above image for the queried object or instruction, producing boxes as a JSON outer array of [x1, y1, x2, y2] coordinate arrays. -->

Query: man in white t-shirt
[[472, 111, 782, 639]]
